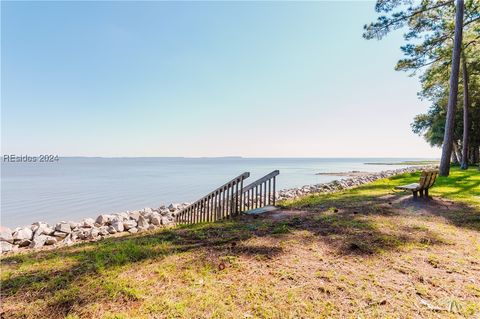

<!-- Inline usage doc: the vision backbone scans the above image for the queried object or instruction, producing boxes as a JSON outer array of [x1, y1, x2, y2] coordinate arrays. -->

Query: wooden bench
[[395, 170, 438, 198]]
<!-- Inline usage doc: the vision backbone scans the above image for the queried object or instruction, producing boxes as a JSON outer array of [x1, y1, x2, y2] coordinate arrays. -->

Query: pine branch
[[364, 0, 455, 40]]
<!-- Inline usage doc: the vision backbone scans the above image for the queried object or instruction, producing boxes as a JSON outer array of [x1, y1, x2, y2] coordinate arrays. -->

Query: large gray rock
[[123, 220, 137, 230], [98, 226, 109, 236], [0, 241, 16, 253], [95, 214, 114, 226], [159, 209, 170, 216], [68, 221, 81, 229], [13, 227, 33, 242], [111, 220, 124, 232], [109, 215, 122, 223], [128, 227, 138, 234], [82, 218, 95, 228], [53, 231, 68, 238], [161, 216, 172, 226], [168, 203, 178, 212], [115, 212, 129, 221], [17, 239, 31, 247], [129, 211, 141, 222], [45, 236, 57, 245], [107, 226, 117, 234], [63, 234, 74, 246], [137, 216, 149, 229], [73, 229, 87, 240], [0, 228, 13, 243], [142, 210, 155, 219], [143, 207, 154, 215], [150, 214, 162, 226], [55, 223, 72, 234], [88, 227, 100, 239], [30, 224, 40, 233], [29, 235, 48, 248], [34, 223, 54, 237]]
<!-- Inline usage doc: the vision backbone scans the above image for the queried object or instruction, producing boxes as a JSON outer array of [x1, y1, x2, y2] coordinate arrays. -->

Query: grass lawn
[[1, 167, 479, 318]]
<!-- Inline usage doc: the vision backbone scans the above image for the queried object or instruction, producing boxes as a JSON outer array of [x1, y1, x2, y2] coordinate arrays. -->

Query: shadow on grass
[[0, 200, 456, 318], [281, 167, 480, 232]]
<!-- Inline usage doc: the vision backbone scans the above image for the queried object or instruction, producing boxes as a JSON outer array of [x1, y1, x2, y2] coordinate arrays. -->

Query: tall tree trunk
[[461, 55, 469, 169], [453, 141, 461, 164], [439, 0, 464, 176], [451, 148, 459, 164]]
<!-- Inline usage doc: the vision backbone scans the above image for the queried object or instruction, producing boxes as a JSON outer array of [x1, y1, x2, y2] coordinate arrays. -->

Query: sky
[[1, 1, 439, 158]]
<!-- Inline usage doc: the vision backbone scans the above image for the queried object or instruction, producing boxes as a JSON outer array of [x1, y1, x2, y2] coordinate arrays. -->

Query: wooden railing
[[175, 172, 250, 225], [241, 170, 279, 211]]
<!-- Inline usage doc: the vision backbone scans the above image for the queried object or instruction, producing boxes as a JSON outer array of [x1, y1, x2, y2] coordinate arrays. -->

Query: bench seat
[[395, 183, 421, 191], [395, 170, 438, 199]]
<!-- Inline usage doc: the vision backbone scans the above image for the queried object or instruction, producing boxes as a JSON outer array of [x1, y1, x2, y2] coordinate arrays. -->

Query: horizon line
[[1, 155, 440, 160]]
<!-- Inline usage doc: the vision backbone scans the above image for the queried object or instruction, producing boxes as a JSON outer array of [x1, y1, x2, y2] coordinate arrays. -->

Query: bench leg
[[425, 189, 429, 198], [413, 191, 418, 199], [419, 189, 424, 197]]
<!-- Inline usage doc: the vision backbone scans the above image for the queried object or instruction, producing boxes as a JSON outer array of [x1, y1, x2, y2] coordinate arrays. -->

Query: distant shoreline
[[364, 160, 439, 166], [316, 171, 370, 177]]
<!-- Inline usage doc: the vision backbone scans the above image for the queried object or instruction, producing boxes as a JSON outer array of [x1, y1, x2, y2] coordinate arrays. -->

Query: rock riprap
[[0, 203, 189, 253]]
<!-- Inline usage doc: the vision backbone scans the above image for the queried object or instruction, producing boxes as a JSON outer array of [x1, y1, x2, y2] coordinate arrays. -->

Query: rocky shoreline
[[0, 203, 189, 254], [315, 171, 370, 177], [0, 165, 436, 254]]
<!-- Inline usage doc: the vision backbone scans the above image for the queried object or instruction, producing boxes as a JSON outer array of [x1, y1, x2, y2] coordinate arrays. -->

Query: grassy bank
[[281, 166, 480, 228], [1, 167, 479, 318]]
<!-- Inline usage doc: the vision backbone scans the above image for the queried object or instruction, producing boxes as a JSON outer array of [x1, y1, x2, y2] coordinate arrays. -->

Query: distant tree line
[[364, 0, 480, 175]]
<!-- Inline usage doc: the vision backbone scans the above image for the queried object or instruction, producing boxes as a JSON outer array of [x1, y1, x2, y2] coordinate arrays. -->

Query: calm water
[[1, 157, 430, 228]]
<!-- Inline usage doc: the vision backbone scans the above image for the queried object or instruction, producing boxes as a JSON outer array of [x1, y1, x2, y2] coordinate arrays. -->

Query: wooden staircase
[[175, 170, 279, 225]]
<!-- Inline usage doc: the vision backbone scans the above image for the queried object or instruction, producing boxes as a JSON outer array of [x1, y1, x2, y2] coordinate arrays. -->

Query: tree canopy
[[364, 0, 480, 169]]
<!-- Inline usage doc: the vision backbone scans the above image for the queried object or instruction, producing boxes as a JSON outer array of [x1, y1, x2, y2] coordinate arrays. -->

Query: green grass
[[281, 166, 480, 208], [1, 167, 479, 318]]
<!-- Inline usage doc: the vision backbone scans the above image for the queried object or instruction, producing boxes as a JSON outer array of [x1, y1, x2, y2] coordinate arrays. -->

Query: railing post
[[272, 176, 276, 206]]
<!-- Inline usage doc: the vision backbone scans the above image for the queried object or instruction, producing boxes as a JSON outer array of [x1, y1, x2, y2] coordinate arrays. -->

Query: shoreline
[[315, 171, 371, 177], [0, 204, 189, 254], [0, 165, 437, 254]]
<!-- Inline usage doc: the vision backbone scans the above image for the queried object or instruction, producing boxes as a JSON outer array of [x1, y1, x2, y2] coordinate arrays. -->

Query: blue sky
[[1, 1, 438, 158]]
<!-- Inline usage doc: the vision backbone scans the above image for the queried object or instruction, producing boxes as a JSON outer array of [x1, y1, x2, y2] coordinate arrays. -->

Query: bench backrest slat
[[426, 171, 438, 188], [419, 170, 438, 189]]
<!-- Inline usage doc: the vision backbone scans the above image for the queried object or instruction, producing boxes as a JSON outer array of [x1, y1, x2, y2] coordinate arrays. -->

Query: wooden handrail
[[241, 170, 279, 211], [174, 170, 280, 225], [175, 172, 250, 225], [190, 172, 250, 205], [242, 170, 279, 193]]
